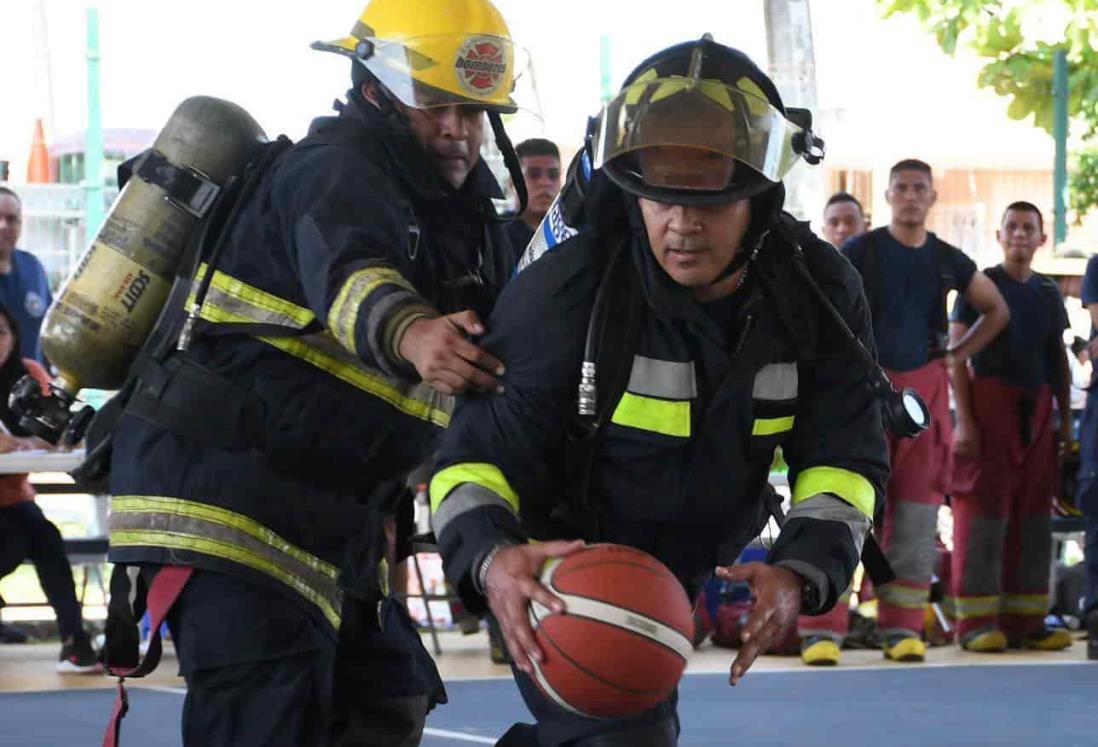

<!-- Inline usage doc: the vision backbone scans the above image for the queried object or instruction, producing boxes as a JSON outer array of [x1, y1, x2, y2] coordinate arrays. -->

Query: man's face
[[997, 208, 1045, 265], [822, 201, 866, 248], [638, 197, 752, 290], [0, 194, 21, 255], [885, 169, 936, 229], [520, 155, 561, 220], [403, 104, 486, 189]]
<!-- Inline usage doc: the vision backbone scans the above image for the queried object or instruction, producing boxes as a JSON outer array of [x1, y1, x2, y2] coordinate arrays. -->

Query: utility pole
[[763, 0, 823, 221], [1052, 47, 1068, 249], [600, 34, 613, 104], [85, 7, 105, 235]]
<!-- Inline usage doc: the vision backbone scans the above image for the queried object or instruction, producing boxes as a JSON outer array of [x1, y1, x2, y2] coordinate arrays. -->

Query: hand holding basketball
[[483, 540, 586, 674], [714, 563, 803, 686]]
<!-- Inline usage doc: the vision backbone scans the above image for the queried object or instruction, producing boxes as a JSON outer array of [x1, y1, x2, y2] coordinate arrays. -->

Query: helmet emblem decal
[[455, 37, 506, 95]]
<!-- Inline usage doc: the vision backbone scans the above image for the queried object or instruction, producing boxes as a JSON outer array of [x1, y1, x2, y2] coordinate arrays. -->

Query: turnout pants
[[160, 568, 336, 747], [798, 586, 853, 643], [497, 668, 678, 747], [948, 378, 1056, 641], [877, 362, 953, 637]]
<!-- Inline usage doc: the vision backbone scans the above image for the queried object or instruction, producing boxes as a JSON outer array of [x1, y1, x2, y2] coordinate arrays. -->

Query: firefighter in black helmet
[[102, 0, 528, 745], [430, 36, 890, 745]]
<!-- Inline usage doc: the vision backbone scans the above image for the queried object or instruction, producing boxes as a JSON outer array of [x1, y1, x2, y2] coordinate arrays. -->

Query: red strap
[[102, 565, 193, 747]]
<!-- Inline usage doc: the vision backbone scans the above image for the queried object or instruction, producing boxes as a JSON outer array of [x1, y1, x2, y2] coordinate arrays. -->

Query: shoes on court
[[1015, 627, 1073, 651], [960, 628, 1007, 653], [882, 633, 926, 663], [800, 636, 841, 666], [56, 633, 103, 674]]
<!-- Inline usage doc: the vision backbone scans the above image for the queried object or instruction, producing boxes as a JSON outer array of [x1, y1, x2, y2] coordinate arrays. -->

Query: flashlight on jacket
[[881, 385, 930, 439]]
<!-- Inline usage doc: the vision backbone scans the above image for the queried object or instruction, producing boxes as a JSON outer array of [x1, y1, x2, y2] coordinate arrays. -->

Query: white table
[[0, 449, 86, 478]]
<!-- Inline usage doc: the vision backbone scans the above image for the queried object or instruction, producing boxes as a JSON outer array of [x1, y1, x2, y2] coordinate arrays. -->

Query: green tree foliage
[[880, 0, 1098, 218], [1071, 150, 1098, 224]]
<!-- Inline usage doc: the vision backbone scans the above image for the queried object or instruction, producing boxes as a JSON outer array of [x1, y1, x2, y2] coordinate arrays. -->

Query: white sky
[[0, 0, 1056, 177]]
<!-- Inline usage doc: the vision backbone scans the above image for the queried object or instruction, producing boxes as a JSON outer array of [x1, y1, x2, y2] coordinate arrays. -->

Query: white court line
[[422, 727, 496, 744]]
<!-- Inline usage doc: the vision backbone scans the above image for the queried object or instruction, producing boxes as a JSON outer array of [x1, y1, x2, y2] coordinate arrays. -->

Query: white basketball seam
[[526, 604, 598, 719], [548, 592, 694, 661]]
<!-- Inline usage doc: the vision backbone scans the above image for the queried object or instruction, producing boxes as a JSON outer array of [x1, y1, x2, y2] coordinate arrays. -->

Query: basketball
[[527, 543, 695, 719]]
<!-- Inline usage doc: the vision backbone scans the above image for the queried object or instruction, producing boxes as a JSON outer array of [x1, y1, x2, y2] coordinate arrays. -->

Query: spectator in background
[[796, 190, 873, 666], [948, 202, 1073, 653], [1076, 254, 1098, 658], [0, 301, 99, 671], [841, 159, 1009, 663], [821, 191, 869, 250], [0, 187, 52, 363], [505, 138, 562, 254]]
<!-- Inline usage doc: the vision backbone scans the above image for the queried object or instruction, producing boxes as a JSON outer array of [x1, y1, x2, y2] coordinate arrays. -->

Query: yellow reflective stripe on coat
[[610, 392, 691, 437], [329, 267, 416, 355], [196, 286, 451, 428], [752, 416, 795, 436], [110, 495, 342, 630], [194, 264, 315, 329], [791, 466, 875, 519], [430, 462, 521, 515]]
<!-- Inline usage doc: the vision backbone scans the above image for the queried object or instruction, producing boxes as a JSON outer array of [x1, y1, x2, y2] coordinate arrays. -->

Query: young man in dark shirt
[[947, 201, 1073, 653], [504, 138, 563, 254], [821, 191, 868, 251], [797, 189, 872, 666], [841, 159, 1009, 662]]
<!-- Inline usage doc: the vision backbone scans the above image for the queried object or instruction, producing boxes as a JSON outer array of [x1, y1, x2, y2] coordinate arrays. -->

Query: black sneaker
[[0, 622, 28, 644], [56, 634, 103, 674]]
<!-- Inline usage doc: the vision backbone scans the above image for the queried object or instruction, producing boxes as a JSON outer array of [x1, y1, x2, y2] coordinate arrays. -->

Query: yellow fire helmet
[[312, 0, 521, 113]]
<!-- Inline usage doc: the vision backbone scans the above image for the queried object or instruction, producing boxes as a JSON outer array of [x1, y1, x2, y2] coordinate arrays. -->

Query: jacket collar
[[322, 94, 503, 209]]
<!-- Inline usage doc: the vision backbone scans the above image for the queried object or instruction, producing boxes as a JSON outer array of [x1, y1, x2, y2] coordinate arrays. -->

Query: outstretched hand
[[714, 562, 803, 685], [398, 311, 505, 395]]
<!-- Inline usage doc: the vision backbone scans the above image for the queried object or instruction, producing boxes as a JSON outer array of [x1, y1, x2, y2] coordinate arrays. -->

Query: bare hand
[[714, 563, 802, 685], [398, 311, 505, 395], [953, 421, 981, 461], [483, 540, 585, 674]]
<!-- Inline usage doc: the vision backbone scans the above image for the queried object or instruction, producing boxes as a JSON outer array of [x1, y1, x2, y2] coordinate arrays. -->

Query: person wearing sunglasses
[[505, 138, 563, 254]]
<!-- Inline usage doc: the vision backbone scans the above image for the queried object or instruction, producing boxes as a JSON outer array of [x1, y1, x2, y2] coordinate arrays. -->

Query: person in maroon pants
[[948, 201, 1073, 652]]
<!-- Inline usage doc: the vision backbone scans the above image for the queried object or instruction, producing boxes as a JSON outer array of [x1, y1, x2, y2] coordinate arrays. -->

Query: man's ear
[[928, 188, 938, 208], [361, 81, 382, 109]]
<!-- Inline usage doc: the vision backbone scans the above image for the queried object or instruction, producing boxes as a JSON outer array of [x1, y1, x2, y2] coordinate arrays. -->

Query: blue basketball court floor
[[2, 637, 1094, 745]]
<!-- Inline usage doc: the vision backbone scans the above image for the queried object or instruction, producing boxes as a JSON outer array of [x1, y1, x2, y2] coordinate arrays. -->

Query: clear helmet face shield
[[314, 32, 542, 118], [591, 75, 816, 200]]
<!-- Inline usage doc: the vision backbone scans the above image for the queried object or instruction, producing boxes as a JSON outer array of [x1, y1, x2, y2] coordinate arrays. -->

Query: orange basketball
[[527, 543, 695, 719]]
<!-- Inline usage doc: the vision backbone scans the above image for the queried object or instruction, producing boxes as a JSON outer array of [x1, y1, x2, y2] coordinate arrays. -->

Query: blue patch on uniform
[[24, 291, 46, 318]]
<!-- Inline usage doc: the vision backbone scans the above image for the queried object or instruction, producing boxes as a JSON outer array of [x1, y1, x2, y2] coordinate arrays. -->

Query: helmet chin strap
[[487, 110, 527, 219]]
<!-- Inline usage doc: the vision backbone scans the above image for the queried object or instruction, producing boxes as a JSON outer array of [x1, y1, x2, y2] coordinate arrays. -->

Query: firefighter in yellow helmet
[[102, 0, 527, 745]]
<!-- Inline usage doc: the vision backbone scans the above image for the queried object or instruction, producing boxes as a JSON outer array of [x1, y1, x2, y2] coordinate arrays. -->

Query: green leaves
[[1070, 150, 1098, 225], [878, 0, 1098, 217]]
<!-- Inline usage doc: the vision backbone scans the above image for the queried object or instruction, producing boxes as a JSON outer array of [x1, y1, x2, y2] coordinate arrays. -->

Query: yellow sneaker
[[883, 634, 926, 663], [800, 637, 841, 666], [1021, 628, 1074, 651], [961, 629, 1007, 653]]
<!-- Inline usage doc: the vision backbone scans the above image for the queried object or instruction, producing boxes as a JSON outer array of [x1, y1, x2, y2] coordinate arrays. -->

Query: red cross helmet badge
[[455, 37, 507, 96]]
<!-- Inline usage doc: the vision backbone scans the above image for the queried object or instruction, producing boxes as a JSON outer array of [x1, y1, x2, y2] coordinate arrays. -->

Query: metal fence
[[0, 182, 118, 291]]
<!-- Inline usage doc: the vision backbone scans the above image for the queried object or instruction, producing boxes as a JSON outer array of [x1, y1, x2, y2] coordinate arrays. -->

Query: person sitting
[[0, 301, 100, 672]]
